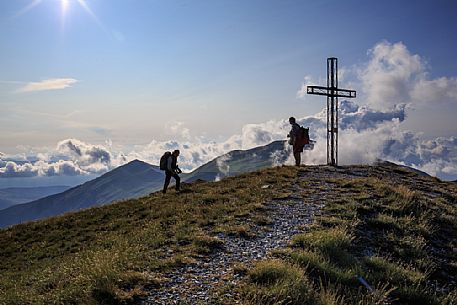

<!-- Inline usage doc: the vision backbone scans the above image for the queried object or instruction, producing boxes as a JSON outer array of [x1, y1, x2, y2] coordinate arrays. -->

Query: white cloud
[[215, 154, 231, 181], [113, 100, 416, 173], [411, 77, 457, 105], [358, 41, 457, 109], [0, 162, 37, 178], [165, 121, 191, 141], [1, 99, 456, 180], [298, 41, 457, 111], [0, 139, 117, 178], [270, 142, 293, 167], [17, 78, 78, 93], [296, 69, 348, 99], [1, 41, 457, 181], [291, 41, 457, 179], [0, 160, 85, 178], [360, 41, 423, 108], [57, 139, 112, 166], [37, 160, 86, 176], [296, 75, 318, 98]]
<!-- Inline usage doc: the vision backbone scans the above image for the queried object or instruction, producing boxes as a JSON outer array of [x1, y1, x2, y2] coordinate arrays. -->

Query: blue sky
[[1, 0, 457, 184]]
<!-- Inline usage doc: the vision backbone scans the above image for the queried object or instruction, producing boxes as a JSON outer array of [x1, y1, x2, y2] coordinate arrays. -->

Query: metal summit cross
[[307, 57, 356, 166]]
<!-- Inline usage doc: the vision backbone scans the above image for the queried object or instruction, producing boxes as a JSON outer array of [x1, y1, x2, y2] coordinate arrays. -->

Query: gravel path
[[138, 163, 455, 304], [141, 169, 342, 305]]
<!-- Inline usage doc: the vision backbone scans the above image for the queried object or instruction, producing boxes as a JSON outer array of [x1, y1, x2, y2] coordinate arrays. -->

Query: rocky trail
[[141, 167, 359, 305], [140, 164, 449, 305]]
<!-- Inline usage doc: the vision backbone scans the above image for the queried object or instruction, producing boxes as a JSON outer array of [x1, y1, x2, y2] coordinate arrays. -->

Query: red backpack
[[297, 127, 310, 146]]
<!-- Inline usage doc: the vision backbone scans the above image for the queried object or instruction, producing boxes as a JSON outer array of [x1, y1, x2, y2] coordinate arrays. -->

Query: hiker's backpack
[[298, 127, 310, 145], [159, 152, 172, 171]]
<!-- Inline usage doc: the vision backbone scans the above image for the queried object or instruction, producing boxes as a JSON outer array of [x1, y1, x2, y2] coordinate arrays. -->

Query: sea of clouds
[[1, 41, 456, 180]]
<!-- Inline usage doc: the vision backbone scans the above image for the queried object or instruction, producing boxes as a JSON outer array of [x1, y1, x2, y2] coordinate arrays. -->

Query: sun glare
[[60, 0, 70, 22], [15, 0, 106, 34], [61, 0, 70, 13]]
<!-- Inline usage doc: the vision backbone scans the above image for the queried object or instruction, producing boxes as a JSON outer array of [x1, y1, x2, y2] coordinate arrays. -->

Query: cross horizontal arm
[[307, 86, 356, 98]]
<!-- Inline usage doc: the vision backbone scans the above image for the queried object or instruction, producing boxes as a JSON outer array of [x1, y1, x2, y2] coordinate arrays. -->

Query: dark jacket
[[167, 155, 179, 172], [288, 122, 301, 145]]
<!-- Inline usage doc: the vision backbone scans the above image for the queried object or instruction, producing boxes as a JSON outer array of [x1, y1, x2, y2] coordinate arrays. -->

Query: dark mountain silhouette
[[0, 141, 289, 228], [184, 140, 289, 182], [0, 140, 435, 229], [0, 186, 70, 210], [0, 160, 164, 228]]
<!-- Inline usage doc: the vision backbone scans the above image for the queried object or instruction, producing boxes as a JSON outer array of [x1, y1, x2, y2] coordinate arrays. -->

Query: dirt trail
[[141, 167, 352, 305]]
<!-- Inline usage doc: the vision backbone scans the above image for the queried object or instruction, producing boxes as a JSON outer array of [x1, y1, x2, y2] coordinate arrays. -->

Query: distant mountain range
[[0, 186, 70, 210], [0, 160, 164, 228], [184, 140, 289, 182], [0, 140, 289, 228]]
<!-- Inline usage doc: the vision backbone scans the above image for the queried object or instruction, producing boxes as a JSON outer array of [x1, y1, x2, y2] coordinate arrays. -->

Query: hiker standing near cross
[[307, 57, 356, 166]]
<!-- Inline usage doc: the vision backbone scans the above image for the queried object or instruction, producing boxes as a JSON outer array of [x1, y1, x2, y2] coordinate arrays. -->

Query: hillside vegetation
[[0, 163, 456, 305], [0, 141, 288, 229]]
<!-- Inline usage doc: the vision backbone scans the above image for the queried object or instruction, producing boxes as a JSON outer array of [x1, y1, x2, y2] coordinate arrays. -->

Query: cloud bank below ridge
[[1, 99, 455, 180], [1, 41, 456, 180]]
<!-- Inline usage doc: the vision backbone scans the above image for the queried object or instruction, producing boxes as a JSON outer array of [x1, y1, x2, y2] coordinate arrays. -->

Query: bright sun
[[60, 0, 70, 16], [14, 0, 105, 30], [15, 0, 102, 30]]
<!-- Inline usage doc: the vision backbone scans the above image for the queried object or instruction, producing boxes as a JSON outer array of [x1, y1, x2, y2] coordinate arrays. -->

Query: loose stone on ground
[[142, 169, 341, 305]]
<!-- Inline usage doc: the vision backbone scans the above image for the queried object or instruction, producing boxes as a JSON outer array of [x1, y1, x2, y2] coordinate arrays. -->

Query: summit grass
[[0, 163, 456, 305], [0, 166, 297, 305], [238, 165, 457, 305]]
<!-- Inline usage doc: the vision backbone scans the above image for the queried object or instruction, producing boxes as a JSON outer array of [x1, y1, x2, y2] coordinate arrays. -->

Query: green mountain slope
[[1, 163, 456, 305]]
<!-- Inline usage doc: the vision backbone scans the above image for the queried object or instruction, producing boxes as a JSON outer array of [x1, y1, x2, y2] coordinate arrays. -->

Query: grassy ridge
[[239, 166, 457, 305], [0, 166, 297, 305], [1, 164, 456, 304]]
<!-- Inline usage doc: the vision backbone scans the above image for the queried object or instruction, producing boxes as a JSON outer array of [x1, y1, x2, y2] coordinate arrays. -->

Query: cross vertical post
[[307, 57, 356, 166], [328, 57, 337, 166]]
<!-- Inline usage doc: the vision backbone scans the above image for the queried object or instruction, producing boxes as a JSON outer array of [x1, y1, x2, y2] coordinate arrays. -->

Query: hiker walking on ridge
[[287, 117, 308, 166], [160, 149, 182, 194]]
